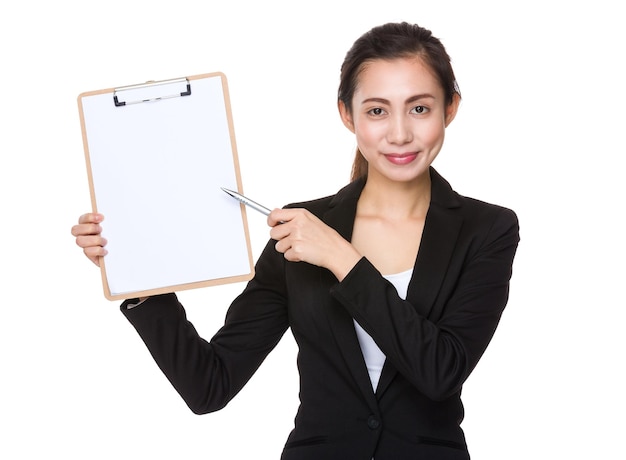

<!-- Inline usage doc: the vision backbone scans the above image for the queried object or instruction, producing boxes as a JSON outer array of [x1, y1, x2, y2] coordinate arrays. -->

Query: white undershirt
[[353, 268, 413, 391]]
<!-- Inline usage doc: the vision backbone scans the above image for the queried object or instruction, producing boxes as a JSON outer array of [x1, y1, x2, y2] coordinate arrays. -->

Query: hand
[[268, 208, 361, 281], [71, 212, 107, 267]]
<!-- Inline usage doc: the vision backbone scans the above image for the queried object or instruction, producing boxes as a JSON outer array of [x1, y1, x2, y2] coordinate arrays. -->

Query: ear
[[444, 93, 461, 127], [338, 100, 355, 133]]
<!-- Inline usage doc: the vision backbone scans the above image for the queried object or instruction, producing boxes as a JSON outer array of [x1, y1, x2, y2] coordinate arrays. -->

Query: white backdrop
[[1, 1, 624, 458]]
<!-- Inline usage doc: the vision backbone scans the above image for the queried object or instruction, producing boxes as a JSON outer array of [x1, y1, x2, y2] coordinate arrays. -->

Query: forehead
[[355, 57, 443, 98]]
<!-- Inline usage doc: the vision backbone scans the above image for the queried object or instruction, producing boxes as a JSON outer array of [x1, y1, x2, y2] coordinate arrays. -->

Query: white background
[[1, 1, 624, 458]]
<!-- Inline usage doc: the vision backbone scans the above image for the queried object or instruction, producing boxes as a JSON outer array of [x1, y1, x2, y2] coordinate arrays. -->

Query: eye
[[367, 107, 386, 116], [411, 105, 429, 114]]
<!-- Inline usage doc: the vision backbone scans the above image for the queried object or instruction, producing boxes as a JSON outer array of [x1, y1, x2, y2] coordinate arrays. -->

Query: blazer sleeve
[[120, 239, 290, 414], [330, 206, 519, 401]]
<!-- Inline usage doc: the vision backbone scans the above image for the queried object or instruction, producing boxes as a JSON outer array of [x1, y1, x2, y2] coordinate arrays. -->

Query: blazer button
[[367, 415, 381, 430]]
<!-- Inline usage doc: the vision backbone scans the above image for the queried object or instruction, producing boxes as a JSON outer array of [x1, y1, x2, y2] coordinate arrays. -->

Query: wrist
[[328, 246, 362, 282]]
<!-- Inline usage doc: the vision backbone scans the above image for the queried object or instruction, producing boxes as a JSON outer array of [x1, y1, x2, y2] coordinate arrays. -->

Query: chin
[[390, 164, 431, 183]]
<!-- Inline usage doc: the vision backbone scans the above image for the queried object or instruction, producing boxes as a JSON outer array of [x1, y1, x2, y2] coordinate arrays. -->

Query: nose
[[386, 114, 413, 145]]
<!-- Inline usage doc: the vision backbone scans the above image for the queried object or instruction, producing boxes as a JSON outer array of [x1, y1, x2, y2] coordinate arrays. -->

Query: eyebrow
[[361, 94, 436, 105]]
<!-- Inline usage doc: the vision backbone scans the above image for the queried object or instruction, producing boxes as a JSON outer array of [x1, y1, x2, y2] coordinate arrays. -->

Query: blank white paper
[[80, 74, 252, 297]]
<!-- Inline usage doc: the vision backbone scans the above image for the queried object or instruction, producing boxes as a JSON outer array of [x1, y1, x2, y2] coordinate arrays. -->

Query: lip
[[384, 152, 419, 165]]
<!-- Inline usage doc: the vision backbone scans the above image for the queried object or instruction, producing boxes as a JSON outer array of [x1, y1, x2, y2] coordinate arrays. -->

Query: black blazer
[[122, 168, 520, 460]]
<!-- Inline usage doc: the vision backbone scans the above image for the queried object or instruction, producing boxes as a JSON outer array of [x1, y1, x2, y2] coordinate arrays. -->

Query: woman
[[72, 22, 519, 459]]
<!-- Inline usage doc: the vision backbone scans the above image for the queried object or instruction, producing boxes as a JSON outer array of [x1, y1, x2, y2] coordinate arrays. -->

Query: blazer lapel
[[408, 168, 463, 318], [376, 168, 463, 398], [321, 179, 381, 411]]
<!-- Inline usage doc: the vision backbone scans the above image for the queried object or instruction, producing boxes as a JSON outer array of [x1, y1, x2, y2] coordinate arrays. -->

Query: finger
[[277, 244, 304, 263], [78, 212, 104, 225], [75, 235, 107, 250], [83, 246, 106, 267], [83, 245, 107, 258], [274, 237, 289, 254], [267, 208, 291, 227], [71, 222, 102, 237], [269, 220, 291, 241]]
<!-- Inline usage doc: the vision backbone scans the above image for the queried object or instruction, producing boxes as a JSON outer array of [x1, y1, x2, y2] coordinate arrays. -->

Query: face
[[340, 57, 458, 184]]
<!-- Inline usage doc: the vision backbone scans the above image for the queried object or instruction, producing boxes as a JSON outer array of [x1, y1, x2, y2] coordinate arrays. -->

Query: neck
[[358, 171, 431, 220]]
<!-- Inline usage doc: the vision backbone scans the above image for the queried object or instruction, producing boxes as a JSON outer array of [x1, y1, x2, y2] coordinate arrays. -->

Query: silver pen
[[221, 187, 272, 217]]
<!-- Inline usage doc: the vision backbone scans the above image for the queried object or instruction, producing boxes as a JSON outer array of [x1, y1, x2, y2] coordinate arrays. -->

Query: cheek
[[354, 120, 383, 147], [420, 120, 446, 147]]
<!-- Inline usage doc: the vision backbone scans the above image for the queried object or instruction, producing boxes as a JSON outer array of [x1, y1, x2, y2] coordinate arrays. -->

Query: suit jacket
[[121, 167, 520, 460]]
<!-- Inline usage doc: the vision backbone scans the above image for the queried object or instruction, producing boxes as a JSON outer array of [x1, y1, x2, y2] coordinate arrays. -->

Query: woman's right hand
[[71, 212, 107, 267]]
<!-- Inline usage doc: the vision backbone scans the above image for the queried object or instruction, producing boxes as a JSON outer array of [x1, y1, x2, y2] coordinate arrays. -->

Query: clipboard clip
[[113, 77, 192, 107]]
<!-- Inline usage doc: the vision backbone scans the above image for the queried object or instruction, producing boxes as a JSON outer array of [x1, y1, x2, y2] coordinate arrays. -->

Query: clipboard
[[78, 72, 255, 300]]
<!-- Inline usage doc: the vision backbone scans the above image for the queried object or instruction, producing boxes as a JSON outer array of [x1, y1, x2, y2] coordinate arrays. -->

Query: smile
[[384, 152, 419, 165]]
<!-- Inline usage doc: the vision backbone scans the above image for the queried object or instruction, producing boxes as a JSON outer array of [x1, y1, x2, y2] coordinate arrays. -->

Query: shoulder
[[284, 194, 335, 217], [429, 169, 519, 255], [431, 167, 518, 228], [458, 194, 518, 229], [456, 195, 520, 254], [282, 177, 365, 218]]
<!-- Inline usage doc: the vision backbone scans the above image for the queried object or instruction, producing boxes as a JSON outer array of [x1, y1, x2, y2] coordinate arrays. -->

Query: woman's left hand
[[268, 208, 361, 281]]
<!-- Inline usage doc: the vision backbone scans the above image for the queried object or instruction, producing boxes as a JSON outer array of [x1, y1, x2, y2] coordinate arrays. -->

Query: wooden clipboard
[[78, 72, 254, 300]]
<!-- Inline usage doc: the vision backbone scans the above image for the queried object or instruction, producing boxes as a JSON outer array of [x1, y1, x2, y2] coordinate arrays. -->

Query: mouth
[[384, 152, 419, 165]]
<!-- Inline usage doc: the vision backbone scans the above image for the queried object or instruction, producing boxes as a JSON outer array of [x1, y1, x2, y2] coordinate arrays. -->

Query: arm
[[121, 240, 290, 414], [330, 207, 520, 401], [72, 212, 289, 413]]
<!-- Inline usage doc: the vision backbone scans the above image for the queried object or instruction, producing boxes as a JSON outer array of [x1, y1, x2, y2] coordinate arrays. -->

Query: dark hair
[[338, 22, 461, 181]]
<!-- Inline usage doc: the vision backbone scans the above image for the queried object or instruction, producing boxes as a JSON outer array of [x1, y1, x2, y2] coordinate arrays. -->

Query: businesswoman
[[72, 22, 519, 459]]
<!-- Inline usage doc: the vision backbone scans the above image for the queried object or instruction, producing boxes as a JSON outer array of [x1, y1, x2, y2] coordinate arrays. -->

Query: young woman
[[72, 22, 519, 460]]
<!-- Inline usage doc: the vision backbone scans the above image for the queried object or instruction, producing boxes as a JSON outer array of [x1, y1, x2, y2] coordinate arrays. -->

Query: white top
[[353, 268, 413, 391]]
